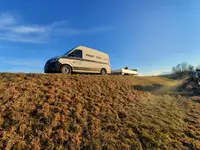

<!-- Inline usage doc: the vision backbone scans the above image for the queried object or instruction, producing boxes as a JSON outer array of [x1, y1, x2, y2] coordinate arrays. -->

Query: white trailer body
[[112, 69, 138, 75]]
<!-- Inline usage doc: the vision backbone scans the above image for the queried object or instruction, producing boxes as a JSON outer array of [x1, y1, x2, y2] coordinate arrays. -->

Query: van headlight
[[50, 58, 58, 63]]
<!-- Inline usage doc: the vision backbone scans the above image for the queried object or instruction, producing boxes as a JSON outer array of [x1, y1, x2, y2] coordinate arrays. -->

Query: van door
[[68, 50, 83, 71]]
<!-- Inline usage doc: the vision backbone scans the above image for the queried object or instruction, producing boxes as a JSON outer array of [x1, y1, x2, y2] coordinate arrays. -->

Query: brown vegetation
[[0, 73, 199, 150]]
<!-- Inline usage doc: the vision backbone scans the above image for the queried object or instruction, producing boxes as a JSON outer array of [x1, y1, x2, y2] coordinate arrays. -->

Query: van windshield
[[63, 48, 74, 56]]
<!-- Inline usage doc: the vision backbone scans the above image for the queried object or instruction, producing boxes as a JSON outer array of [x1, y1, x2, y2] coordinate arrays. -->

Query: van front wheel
[[60, 65, 72, 74], [101, 69, 107, 75]]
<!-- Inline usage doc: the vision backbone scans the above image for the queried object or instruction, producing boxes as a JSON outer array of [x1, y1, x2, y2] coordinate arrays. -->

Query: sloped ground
[[0, 73, 199, 150]]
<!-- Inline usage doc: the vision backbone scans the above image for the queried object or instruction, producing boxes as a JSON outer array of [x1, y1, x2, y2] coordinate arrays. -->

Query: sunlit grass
[[0, 73, 199, 149]]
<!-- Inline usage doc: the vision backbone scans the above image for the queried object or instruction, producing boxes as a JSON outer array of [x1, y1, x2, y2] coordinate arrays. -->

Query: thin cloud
[[0, 12, 112, 43], [3, 67, 43, 73], [151, 69, 172, 76], [0, 13, 16, 26], [0, 33, 48, 43], [0, 44, 19, 49], [55, 26, 113, 35], [12, 26, 46, 34]]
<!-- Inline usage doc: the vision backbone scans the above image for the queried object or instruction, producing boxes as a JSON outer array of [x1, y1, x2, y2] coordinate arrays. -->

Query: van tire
[[101, 68, 107, 75], [60, 65, 72, 74]]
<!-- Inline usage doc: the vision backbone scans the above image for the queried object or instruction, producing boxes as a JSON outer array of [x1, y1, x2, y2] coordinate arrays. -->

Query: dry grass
[[0, 73, 199, 150]]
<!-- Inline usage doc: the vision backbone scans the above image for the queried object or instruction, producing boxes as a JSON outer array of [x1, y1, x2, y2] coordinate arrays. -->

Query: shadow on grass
[[192, 99, 200, 103], [180, 87, 200, 97], [133, 84, 182, 95], [133, 84, 163, 92]]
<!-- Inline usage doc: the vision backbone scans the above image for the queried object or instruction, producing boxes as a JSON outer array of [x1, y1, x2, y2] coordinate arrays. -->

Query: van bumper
[[44, 61, 61, 73]]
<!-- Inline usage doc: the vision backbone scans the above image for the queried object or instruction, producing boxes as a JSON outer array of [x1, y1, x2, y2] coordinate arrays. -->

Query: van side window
[[74, 50, 82, 58], [68, 50, 82, 58]]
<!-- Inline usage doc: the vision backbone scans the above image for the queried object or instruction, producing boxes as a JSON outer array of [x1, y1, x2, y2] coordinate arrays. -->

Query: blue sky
[[0, 0, 200, 75]]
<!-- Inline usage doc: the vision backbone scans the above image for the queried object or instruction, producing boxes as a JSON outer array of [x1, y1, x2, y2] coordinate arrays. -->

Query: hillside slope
[[0, 73, 199, 150]]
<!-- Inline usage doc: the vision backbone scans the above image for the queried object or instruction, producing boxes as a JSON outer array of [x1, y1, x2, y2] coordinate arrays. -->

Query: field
[[0, 73, 199, 150]]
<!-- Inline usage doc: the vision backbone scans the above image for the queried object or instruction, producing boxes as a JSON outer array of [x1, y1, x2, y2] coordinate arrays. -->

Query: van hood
[[49, 55, 68, 61], [50, 56, 60, 60]]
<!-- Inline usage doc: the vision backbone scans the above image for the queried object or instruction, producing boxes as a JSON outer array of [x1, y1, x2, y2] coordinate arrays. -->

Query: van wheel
[[101, 69, 107, 75], [60, 65, 72, 74]]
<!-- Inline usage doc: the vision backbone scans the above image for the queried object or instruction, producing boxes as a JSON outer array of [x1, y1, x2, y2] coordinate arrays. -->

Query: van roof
[[75, 45, 108, 56]]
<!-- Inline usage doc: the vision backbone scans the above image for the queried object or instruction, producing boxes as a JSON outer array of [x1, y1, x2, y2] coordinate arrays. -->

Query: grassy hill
[[0, 73, 199, 150]]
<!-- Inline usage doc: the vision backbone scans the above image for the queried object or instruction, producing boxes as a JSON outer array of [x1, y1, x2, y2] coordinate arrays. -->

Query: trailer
[[112, 68, 138, 75]]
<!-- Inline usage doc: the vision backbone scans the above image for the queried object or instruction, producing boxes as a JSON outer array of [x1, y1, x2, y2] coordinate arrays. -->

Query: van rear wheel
[[60, 65, 72, 74], [101, 69, 107, 75]]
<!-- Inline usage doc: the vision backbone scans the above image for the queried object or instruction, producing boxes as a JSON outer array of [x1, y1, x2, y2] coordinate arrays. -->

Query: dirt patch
[[0, 73, 199, 149]]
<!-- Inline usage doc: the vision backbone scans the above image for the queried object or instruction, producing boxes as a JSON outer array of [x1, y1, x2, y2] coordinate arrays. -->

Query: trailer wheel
[[101, 68, 107, 75], [60, 65, 72, 74]]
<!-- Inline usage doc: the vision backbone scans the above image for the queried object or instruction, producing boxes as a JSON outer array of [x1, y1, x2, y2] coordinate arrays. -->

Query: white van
[[44, 46, 111, 74]]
